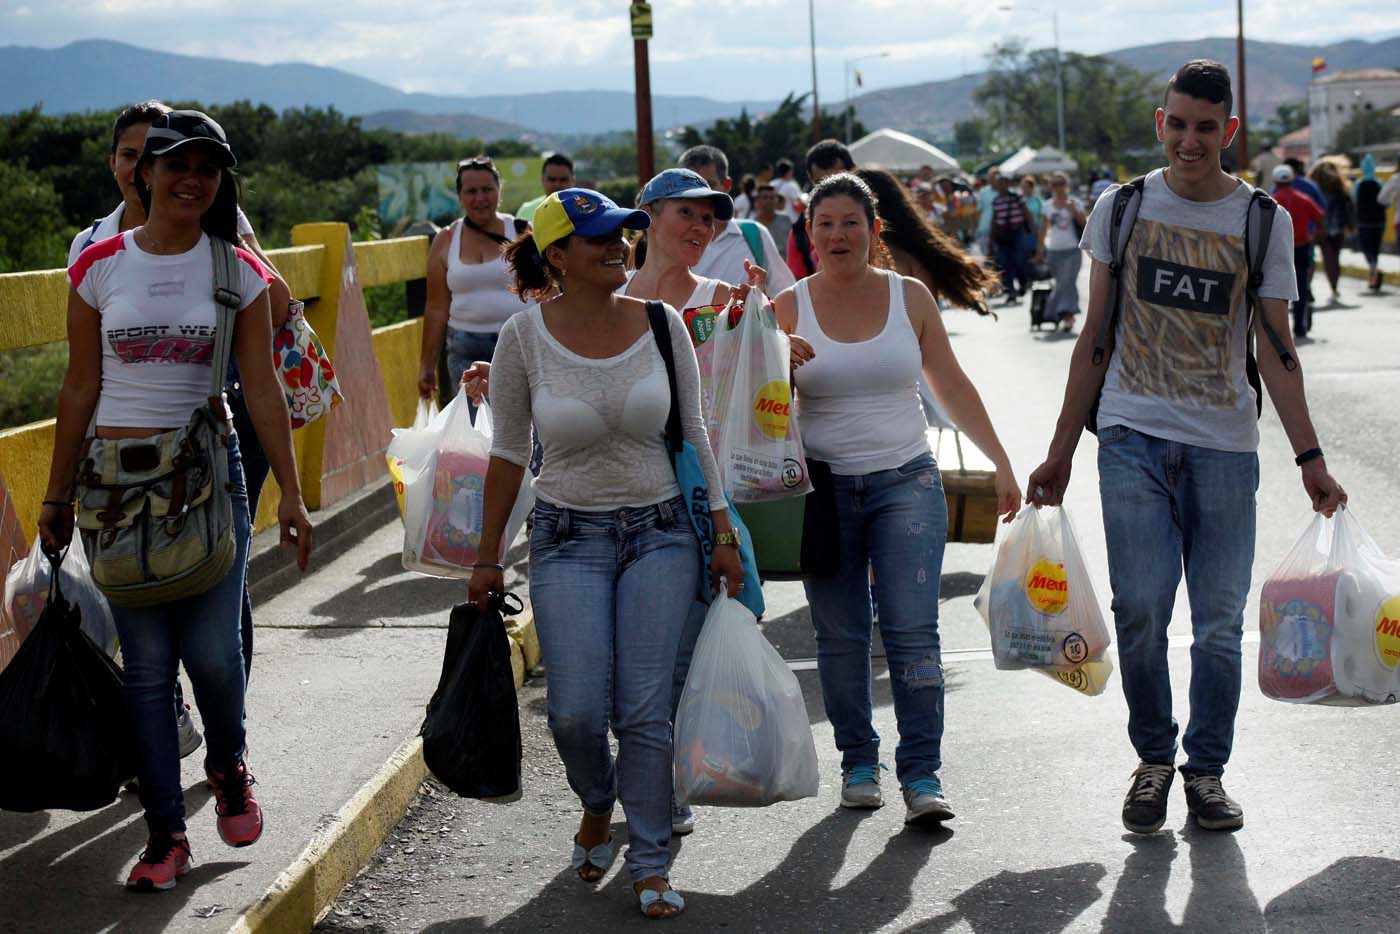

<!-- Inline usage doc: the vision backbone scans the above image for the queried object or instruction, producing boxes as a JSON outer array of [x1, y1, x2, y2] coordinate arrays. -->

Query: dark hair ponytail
[[505, 232, 567, 302], [134, 155, 242, 246]]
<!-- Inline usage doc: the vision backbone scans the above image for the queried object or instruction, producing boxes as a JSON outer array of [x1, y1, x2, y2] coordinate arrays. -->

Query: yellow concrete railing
[[0, 227, 432, 543]]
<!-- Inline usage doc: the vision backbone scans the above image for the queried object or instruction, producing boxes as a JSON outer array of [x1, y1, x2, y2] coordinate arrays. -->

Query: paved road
[[316, 269, 1399, 933]]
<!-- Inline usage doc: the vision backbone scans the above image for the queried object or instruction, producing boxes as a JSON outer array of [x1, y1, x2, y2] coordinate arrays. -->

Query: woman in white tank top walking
[[418, 155, 529, 415], [773, 173, 1022, 826]]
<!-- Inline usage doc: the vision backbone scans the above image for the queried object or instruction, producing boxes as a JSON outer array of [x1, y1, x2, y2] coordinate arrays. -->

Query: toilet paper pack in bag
[[983, 506, 1112, 671], [708, 289, 813, 503], [1259, 508, 1400, 706]]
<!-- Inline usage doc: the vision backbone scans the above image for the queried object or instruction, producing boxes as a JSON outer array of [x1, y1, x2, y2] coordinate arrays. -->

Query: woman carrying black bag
[[37, 110, 314, 893], [467, 188, 742, 920]]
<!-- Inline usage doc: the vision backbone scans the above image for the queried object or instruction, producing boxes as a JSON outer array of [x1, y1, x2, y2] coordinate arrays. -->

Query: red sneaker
[[126, 834, 192, 892], [205, 759, 264, 847]]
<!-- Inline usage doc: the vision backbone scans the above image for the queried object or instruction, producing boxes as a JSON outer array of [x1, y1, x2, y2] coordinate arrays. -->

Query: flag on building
[[855, 70, 864, 88], [1311, 57, 1326, 74]]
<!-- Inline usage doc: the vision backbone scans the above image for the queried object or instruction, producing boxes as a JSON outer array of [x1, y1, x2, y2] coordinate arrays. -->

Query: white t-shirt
[[1044, 197, 1083, 251], [70, 232, 272, 428], [68, 202, 255, 267], [692, 219, 796, 295], [1080, 170, 1296, 453], [776, 178, 804, 222]]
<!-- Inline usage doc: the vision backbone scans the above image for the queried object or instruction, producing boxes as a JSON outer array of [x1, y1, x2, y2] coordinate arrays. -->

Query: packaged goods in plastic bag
[[709, 289, 813, 502], [396, 391, 535, 579], [982, 506, 1112, 672], [674, 596, 818, 807], [0, 549, 133, 811], [1258, 508, 1400, 706], [3, 534, 117, 662], [974, 568, 1114, 697], [387, 398, 438, 521]]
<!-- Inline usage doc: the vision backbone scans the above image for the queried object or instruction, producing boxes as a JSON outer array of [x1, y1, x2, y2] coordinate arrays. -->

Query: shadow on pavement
[[900, 860, 1108, 933], [1263, 855, 1400, 934], [1101, 826, 1265, 934], [302, 553, 467, 634]]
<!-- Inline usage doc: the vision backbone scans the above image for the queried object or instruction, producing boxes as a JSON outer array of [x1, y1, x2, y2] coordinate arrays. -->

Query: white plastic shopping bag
[[387, 397, 438, 521], [1258, 507, 1400, 706], [2, 535, 118, 660], [396, 389, 534, 579], [981, 506, 1112, 674], [674, 595, 819, 806], [708, 288, 813, 502]]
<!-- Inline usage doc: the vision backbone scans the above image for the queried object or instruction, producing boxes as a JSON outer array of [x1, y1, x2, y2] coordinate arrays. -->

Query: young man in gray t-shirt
[[1026, 60, 1346, 835]]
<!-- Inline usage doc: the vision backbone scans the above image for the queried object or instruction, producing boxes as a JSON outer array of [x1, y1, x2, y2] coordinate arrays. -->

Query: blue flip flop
[[570, 835, 616, 881], [638, 887, 686, 919]]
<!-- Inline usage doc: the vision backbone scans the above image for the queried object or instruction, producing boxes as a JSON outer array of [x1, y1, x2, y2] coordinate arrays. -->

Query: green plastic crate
[[736, 496, 807, 576]]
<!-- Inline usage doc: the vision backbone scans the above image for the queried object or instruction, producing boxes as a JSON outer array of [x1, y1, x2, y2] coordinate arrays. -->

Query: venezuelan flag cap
[[532, 188, 650, 252]]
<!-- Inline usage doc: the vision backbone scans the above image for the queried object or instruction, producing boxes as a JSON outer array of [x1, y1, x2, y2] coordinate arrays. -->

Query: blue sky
[[5, 1, 1398, 101]]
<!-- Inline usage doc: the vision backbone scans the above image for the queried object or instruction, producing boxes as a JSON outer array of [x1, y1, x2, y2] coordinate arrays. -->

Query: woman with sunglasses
[[418, 155, 528, 413], [1036, 171, 1087, 332]]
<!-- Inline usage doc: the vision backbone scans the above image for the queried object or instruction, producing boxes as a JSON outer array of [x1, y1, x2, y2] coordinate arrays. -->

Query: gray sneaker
[[840, 764, 886, 809], [671, 799, 696, 836], [902, 777, 955, 825], [176, 704, 203, 759]]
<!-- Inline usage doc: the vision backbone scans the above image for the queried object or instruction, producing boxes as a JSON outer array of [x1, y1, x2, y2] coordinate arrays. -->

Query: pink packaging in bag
[[1258, 572, 1341, 703]]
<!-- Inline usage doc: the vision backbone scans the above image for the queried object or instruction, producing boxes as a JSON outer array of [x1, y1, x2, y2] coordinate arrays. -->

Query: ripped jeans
[[802, 451, 949, 785]]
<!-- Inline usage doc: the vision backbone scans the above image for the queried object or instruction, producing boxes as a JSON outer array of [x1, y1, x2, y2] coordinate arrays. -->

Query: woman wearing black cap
[[468, 189, 742, 920], [38, 110, 314, 892]]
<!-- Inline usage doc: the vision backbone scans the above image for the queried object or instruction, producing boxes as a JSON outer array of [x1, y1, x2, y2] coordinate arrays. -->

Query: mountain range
[[4, 36, 1398, 143]]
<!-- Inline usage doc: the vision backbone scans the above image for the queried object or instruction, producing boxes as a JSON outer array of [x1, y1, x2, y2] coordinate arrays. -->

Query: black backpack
[[1085, 175, 1297, 434]]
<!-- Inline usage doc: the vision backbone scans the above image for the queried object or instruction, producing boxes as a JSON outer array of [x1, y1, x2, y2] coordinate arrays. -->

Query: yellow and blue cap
[[532, 188, 650, 252]]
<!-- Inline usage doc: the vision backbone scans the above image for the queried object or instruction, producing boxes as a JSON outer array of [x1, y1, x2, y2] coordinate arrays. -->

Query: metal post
[[1053, 10, 1065, 153], [844, 61, 852, 144], [634, 36, 655, 182], [1236, 0, 1249, 175], [809, 0, 822, 141]]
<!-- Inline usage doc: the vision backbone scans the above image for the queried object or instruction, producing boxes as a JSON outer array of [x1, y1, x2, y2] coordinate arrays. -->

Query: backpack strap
[[645, 300, 683, 455], [513, 216, 529, 238], [1243, 190, 1296, 373], [736, 219, 766, 269], [80, 218, 103, 254], [209, 237, 244, 403], [1089, 175, 1146, 367]]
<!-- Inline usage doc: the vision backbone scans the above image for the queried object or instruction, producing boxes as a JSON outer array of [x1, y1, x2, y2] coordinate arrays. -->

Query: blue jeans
[[994, 236, 1027, 296], [446, 327, 499, 423], [528, 496, 701, 882], [228, 391, 267, 680], [1097, 425, 1258, 777], [111, 431, 252, 834], [802, 452, 949, 786]]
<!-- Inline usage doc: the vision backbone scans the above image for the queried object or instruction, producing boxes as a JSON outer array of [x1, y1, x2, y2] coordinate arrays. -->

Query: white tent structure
[[849, 128, 959, 173], [998, 145, 1077, 176]]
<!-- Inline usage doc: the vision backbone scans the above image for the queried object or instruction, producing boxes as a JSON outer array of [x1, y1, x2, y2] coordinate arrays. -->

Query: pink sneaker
[[205, 759, 264, 847], [126, 834, 192, 891]]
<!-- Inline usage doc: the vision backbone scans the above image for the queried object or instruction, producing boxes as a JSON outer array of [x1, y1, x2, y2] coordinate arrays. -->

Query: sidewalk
[[0, 488, 523, 934]]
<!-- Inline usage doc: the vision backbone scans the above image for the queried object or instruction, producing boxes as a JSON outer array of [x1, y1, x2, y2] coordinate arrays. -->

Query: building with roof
[[1308, 68, 1400, 152]]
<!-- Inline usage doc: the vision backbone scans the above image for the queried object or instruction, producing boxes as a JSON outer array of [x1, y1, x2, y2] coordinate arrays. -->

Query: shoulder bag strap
[[736, 219, 766, 268], [1243, 191, 1297, 373], [209, 237, 244, 402], [1089, 175, 1146, 366], [645, 300, 683, 454]]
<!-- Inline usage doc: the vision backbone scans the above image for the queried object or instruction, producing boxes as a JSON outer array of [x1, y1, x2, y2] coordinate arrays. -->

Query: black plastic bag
[[421, 592, 523, 799], [0, 549, 133, 812]]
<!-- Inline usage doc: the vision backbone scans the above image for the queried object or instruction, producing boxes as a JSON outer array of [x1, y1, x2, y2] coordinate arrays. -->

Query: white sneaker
[[671, 799, 696, 836], [176, 704, 204, 759]]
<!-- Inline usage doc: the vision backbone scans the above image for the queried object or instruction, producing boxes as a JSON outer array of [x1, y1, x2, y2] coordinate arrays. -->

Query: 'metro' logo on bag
[[1376, 595, 1400, 670], [752, 380, 791, 440], [1025, 559, 1069, 615]]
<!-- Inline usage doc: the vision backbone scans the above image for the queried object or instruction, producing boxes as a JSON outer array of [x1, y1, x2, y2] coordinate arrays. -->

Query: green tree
[[1336, 109, 1400, 154], [677, 94, 865, 184], [953, 118, 989, 158], [974, 40, 1156, 168], [1275, 101, 1309, 134], [0, 161, 69, 272]]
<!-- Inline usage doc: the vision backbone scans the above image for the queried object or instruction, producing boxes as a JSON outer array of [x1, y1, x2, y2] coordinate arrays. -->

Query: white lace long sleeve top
[[488, 302, 727, 512]]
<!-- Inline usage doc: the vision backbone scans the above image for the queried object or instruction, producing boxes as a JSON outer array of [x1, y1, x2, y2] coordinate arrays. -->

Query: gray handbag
[[75, 237, 243, 608]]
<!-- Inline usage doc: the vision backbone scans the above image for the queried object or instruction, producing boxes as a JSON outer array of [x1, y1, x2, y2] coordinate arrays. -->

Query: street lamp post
[[844, 52, 890, 144], [999, 4, 1066, 153], [808, 0, 822, 142]]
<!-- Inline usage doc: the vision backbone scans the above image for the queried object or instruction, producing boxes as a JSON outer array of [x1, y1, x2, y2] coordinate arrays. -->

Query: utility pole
[[632, 2, 655, 182], [809, 0, 822, 141], [1236, 0, 1249, 176], [1052, 10, 1065, 153]]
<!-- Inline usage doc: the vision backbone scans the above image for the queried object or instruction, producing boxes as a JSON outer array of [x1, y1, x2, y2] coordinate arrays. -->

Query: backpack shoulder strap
[[1244, 190, 1297, 373], [513, 216, 529, 237], [81, 218, 103, 253], [645, 300, 682, 454], [1089, 175, 1146, 366], [736, 219, 766, 268], [209, 237, 244, 400]]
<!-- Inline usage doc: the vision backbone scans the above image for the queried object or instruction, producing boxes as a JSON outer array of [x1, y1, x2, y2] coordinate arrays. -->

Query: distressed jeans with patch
[[1097, 424, 1257, 777], [803, 451, 949, 786]]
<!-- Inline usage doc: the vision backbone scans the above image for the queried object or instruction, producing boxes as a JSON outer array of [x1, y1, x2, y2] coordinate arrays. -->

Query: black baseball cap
[[142, 110, 237, 167]]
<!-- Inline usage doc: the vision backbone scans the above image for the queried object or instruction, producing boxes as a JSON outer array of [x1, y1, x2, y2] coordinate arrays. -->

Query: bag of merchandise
[[673, 596, 818, 807], [709, 288, 813, 502], [1258, 507, 1400, 706], [3, 535, 118, 663], [398, 391, 534, 579], [387, 398, 438, 521], [982, 506, 1112, 672]]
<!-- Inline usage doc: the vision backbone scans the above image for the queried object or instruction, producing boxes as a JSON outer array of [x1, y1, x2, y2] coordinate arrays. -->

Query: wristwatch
[[715, 528, 743, 548]]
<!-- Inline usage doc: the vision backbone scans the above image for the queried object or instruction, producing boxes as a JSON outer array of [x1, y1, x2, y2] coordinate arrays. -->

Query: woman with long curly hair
[[853, 167, 999, 315]]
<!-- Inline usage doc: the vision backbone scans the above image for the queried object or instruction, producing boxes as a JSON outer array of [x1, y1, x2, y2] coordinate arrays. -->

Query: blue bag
[[646, 302, 765, 618]]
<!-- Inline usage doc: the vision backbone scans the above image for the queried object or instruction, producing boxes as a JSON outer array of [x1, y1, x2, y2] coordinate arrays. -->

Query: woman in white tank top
[[418, 156, 529, 413], [772, 172, 1021, 824]]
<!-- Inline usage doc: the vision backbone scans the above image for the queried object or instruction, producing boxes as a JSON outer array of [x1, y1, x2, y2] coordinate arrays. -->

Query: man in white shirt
[[677, 145, 796, 294]]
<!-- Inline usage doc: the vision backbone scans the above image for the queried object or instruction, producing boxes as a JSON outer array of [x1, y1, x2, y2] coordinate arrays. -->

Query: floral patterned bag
[[272, 300, 343, 429]]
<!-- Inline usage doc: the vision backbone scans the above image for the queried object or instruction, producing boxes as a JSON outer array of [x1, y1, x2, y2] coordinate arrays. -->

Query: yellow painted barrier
[[354, 237, 430, 290], [372, 317, 426, 432], [0, 421, 57, 544], [0, 269, 68, 351]]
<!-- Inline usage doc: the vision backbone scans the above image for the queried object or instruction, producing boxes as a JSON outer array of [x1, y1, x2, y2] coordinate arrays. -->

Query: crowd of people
[[23, 50, 1388, 922]]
